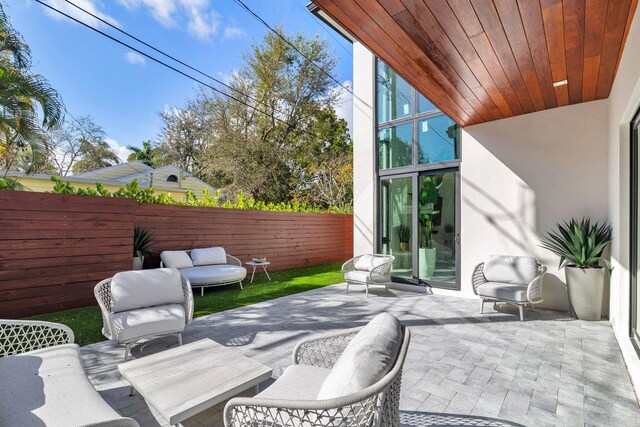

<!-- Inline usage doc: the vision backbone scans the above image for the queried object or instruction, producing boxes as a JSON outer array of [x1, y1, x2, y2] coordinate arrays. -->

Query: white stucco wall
[[607, 7, 640, 397], [352, 43, 376, 256], [457, 101, 609, 312]]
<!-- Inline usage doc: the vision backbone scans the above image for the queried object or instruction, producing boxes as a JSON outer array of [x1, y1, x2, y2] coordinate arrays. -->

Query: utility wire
[[306, 8, 352, 58], [59, 0, 282, 117], [232, 0, 354, 96], [34, 0, 339, 149]]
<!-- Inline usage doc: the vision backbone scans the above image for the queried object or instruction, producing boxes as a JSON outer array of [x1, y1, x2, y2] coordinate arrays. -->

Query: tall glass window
[[376, 61, 460, 171], [376, 59, 461, 289]]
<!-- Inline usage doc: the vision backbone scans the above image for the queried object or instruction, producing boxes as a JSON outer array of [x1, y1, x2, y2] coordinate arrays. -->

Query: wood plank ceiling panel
[[312, 0, 637, 126]]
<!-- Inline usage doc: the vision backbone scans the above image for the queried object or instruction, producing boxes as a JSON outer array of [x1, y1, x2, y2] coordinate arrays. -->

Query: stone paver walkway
[[81, 284, 640, 427]]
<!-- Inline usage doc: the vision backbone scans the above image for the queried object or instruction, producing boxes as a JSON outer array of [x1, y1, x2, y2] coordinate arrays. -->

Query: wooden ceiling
[[312, 0, 638, 126]]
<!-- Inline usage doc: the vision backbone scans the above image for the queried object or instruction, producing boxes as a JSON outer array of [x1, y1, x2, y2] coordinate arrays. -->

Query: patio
[[80, 283, 639, 427]]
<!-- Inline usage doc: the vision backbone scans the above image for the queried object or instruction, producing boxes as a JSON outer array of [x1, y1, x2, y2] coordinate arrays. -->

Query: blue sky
[[9, 0, 353, 159]]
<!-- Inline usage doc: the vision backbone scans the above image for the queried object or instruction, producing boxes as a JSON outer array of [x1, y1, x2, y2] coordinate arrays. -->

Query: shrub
[[48, 177, 351, 214]]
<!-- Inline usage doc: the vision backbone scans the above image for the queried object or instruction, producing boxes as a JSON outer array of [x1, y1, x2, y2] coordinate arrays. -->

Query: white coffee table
[[118, 338, 272, 426], [246, 261, 271, 283]]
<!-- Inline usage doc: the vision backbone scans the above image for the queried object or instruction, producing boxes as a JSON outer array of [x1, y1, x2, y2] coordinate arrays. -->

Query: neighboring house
[[4, 161, 215, 202], [310, 1, 640, 390]]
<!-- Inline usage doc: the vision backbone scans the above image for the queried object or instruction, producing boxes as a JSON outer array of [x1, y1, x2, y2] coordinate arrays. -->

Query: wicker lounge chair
[[472, 255, 547, 321], [342, 254, 395, 297], [224, 312, 410, 427], [95, 268, 194, 361]]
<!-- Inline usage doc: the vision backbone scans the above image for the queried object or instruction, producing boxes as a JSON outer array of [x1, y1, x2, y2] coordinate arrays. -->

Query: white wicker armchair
[[0, 320, 139, 427], [224, 323, 410, 427], [95, 268, 194, 361], [472, 255, 547, 321], [342, 254, 395, 297]]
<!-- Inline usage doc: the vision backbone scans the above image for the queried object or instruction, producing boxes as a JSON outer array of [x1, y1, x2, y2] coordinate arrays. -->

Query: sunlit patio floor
[[80, 283, 640, 427]]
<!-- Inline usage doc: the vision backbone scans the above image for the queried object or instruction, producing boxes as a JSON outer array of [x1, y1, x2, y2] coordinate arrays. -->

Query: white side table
[[246, 261, 271, 283]]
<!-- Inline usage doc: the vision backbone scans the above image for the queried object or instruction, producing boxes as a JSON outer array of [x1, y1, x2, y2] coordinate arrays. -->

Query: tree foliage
[[0, 2, 64, 183], [156, 28, 353, 210]]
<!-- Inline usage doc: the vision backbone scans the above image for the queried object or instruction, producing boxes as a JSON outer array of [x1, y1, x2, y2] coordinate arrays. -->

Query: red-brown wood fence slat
[[0, 191, 353, 318]]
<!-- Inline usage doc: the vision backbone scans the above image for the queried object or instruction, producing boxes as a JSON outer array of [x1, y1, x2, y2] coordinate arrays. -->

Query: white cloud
[[44, 0, 119, 29], [223, 26, 247, 40], [106, 138, 132, 163], [125, 51, 146, 65], [117, 0, 221, 40], [331, 80, 353, 137]]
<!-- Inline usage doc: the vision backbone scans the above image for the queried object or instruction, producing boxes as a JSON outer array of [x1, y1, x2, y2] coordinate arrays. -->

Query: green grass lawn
[[27, 262, 343, 347]]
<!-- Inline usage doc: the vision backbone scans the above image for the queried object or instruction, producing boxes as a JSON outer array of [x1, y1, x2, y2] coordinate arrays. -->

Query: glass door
[[417, 171, 458, 287], [631, 107, 640, 351], [380, 176, 413, 279]]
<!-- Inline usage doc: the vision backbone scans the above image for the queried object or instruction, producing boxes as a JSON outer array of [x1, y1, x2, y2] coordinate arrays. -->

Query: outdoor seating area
[[35, 283, 638, 426]]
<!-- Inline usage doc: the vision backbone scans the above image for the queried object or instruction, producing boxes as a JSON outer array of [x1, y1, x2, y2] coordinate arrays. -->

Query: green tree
[[127, 140, 157, 166], [70, 116, 120, 174], [0, 2, 64, 187]]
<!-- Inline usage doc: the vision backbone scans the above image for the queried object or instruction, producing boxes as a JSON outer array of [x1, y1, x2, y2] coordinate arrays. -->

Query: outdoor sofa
[[0, 319, 138, 427], [472, 254, 547, 321], [161, 246, 247, 296], [95, 268, 194, 361], [224, 312, 410, 426]]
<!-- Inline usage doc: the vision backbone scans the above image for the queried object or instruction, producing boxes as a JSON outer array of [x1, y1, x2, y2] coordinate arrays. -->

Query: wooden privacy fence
[[0, 191, 353, 318]]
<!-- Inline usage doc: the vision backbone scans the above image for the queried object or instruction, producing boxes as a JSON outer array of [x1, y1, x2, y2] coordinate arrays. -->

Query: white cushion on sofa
[[0, 344, 126, 426], [160, 251, 194, 269], [354, 254, 388, 271], [179, 265, 247, 285], [257, 365, 331, 400], [110, 268, 184, 313], [344, 270, 376, 284], [112, 304, 186, 342], [317, 312, 402, 399], [191, 247, 227, 266], [483, 255, 538, 285]]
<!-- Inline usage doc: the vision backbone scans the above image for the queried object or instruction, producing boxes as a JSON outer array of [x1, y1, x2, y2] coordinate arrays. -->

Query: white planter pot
[[132, 255, 144, 271], [565, 266, 605, 321], [419, 247, 437, 279]]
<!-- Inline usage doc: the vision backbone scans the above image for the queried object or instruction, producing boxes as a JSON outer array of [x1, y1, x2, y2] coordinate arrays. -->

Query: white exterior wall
[[458, 102, 609, 312], [608, 8, 640, 397], [352, 43, 377, 256]]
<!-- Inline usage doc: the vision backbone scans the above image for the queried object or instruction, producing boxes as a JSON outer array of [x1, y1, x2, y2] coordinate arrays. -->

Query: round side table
[[246, 261, 271, 283]]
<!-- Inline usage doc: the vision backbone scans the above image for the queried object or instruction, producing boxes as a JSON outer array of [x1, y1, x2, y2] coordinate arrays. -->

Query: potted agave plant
[[133, 225, 155, 270], [540, 218, 612, 320]]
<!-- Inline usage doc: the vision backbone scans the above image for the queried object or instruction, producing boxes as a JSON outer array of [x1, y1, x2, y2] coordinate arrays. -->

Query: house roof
[[311, 0, 638, 126]]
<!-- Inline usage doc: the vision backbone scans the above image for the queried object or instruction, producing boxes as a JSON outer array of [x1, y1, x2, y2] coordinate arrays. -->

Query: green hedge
[[49, 177, 351, 214]]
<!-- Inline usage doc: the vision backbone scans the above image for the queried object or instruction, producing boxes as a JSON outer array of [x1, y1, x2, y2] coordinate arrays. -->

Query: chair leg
[[346, 282, 349, 293], [530, 304, 536, 312], [366, 285, 369, 298], [386, 284, 389, 294], [480, 299, 485, 314], [239, 281, 244, 290], [123, 343, 131, 362], [518, 305, 524, 321], [201, 286, 204, 297], [177, 332, 183, 346]]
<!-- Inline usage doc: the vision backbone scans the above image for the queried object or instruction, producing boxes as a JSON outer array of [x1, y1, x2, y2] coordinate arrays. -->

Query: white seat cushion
[[191, 247, 227, 266], [257, 365, 331, 400], [0, 344, 126, 427], [112, 304, 186, 343], [344, 270, 376, 284], [483, 255, 538, 285], [317, 312, 402, 399], [179, 265, 247, 285], [110, 268, 184, 313], [477, 282, 529, 302], [354, 254, 390, 272], [160, 251, 194, 269]]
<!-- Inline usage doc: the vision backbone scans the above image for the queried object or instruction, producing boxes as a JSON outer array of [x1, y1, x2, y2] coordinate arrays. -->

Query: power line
[[34, 0, 342, 154], [59, 0, 281, 117], [232, 0, 353, 96], [306, 8, 352, 58]]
